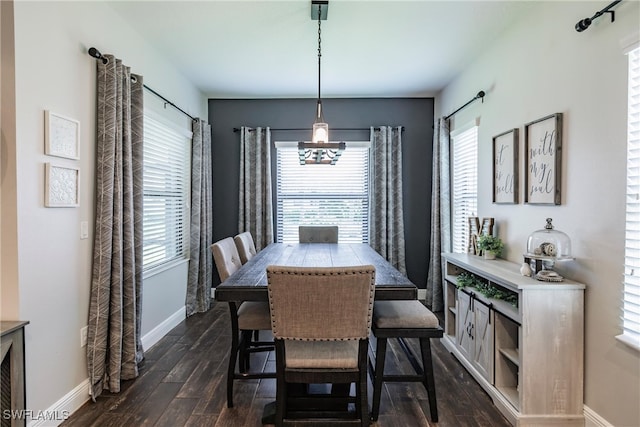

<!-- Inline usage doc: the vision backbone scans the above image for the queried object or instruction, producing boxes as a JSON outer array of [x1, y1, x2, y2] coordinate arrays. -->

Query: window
[[142, 113, 191, 271], [275, 142, 370, 243], [619, 45, 640, 350], [450, 122, 478, 254]]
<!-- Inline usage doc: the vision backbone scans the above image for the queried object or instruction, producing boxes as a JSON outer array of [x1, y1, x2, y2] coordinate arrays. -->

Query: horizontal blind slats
[[622, 47, 640, 347], [142, 113, 191, 271], [276, 146, 370, 244], [451, 126, 478, 254]]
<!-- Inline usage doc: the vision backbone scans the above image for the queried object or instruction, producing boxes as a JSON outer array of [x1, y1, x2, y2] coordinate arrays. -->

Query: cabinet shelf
[[499, 348, 520, 367], [445, 274, 458, 284], [496, 386, 519, 411], [448, 306, 457, 316]]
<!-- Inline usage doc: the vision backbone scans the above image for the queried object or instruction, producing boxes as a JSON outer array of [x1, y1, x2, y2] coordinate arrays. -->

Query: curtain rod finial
[[88, 47, 108, 64]]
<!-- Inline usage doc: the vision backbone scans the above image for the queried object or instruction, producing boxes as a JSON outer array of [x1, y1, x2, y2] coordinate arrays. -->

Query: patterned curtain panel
[[238, 126, 274, 250], [369, 126, 406, 274], [186, 119, 213, 316], [425, 118, 451, 311], [87, 54, 144, 400]]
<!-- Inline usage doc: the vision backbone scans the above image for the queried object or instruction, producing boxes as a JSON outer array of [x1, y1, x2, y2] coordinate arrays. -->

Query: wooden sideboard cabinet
[[1, 321, 29, 427], [441, 253, 585, 426]]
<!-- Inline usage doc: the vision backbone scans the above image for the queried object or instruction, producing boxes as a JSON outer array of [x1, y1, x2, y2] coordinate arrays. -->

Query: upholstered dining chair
[[267, 265, 376, 427], [210, 237, 274, 407], [298, 225, 339, 243], [234, 231, 257, 265]]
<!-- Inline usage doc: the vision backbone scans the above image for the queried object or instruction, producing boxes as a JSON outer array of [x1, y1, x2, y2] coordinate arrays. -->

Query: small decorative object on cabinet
[[442, 253, 585, 426], [477, 234, 504, 260], [523, 218, 574, 280], [468, 217, 480, 254], [519, 262, 532, 277]]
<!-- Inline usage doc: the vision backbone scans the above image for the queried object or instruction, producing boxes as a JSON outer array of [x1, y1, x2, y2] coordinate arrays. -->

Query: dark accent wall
[[208, 98, 434, 288]]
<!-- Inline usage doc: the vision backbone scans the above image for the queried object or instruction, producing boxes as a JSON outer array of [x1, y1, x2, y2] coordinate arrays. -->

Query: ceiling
[[108, 1, 539, 99]]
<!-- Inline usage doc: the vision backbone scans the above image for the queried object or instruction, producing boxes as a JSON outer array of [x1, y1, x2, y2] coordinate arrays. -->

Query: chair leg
[[239, 330, 252, 372], [371, 337, 388, 421], [359, 364, 369, 426], [227, 302, 241, 408], [275, 341, 286, 427], [419, 337, 438, 422]]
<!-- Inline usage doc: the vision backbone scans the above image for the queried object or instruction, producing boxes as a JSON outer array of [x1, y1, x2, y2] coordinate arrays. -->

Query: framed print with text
[[492, 128, 519, 204], [524, 113, 563, 205]]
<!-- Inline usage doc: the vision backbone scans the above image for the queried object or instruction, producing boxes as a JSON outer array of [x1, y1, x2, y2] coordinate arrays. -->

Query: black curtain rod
[[87, 47, 196, 122], [233, 126, 404, 133], [575, 0, 622, 32], [444, 90, 485, 121]]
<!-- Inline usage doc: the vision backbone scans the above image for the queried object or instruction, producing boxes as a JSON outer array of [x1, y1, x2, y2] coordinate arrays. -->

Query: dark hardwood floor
[[62, 300, 511, 427]]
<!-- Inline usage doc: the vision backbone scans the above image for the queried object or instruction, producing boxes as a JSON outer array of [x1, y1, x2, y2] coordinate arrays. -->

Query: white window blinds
[[142, 113, 191, 271], [276, 144, 370, 243], [619, 46, 640, 350], [451, 124, 478, 254]]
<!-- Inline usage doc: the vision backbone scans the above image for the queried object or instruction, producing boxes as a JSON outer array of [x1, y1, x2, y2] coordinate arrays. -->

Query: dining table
[[215, 242, 418, 302], [215, 242, 418, 423]]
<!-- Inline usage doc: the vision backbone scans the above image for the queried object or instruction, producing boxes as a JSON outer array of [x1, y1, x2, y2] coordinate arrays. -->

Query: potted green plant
[[477, 234, 504, 260]]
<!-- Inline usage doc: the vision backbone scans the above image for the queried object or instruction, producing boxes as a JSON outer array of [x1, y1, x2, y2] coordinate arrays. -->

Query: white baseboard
[[417, 288, 426, 301], [584, 405, 613, 427], [30, 307, 186, 426], [27, 379, 90, 427], [141, 306, 186, 351]]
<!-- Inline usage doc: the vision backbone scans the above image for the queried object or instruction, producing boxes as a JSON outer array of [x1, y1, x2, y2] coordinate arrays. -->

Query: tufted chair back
[[298, 226, 339, 243], [234, 231, 257, 264], [267, 265, 375, 341], [211, 237, 242, 282]]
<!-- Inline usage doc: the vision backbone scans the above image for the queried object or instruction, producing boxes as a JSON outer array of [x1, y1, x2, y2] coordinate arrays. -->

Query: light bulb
[[312, 122, 329, 144]]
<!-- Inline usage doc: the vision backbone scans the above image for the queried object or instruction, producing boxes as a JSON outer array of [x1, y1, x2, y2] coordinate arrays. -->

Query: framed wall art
[[492, 128, 519, 204], [45, 163, 79, 207], [524, 113, 563, 205], [45, 110, 80, 160]]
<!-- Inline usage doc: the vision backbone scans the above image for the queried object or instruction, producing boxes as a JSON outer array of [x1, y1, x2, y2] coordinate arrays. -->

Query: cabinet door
[[456, 290, 473, 359], [472, 300, 494, 383]]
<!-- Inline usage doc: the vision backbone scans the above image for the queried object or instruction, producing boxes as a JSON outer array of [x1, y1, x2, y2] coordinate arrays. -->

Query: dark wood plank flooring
[[62, 300, 511, 427]]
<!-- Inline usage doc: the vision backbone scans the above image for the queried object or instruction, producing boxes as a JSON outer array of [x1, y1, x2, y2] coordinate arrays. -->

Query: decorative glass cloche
[[524, 218, 573, 281], [526, 218, 572, 260]]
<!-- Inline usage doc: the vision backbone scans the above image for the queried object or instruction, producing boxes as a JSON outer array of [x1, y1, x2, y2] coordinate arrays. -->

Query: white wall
[[436, 1, 639, 426], [12, 0, 206, 418]]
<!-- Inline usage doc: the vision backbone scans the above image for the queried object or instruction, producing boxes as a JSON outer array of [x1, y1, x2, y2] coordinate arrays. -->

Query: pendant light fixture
[[298, 0, 345, 165]]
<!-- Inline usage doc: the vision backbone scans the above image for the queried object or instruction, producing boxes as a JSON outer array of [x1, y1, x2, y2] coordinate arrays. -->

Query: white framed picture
[[45, 163, 79, 207], [45, 110, 80, 160]]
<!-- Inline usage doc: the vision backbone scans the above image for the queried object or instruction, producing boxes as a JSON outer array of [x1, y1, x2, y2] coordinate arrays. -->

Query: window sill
[[143, 258, 189, 279], [615, 333, 640, 353]]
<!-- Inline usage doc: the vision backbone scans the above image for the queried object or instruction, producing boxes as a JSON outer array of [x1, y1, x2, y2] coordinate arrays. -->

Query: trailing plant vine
[[455, 272, 518, 307]]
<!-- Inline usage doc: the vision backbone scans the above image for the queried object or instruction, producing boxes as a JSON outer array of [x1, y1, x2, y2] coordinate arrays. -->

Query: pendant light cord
[[316, 4, 323, 120]]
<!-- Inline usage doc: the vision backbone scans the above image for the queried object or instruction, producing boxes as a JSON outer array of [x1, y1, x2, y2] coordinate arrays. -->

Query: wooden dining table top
[[215, 243, 417, 302]]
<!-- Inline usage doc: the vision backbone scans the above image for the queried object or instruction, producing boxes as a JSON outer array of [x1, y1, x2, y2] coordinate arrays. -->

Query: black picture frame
[[524, 113, 563, 205]]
